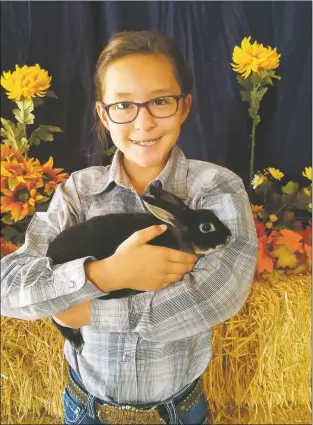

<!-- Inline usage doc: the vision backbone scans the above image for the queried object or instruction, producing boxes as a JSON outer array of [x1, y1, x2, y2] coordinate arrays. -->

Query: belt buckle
[[97, 404, 166, 425]]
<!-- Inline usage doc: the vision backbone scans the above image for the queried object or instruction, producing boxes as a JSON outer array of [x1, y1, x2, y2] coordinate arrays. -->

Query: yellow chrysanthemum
[[269, 214, 278, 222], [1, 64, 51, 101], [231, 36, 281, 79], [265, 221, 273, 229], [302, 166, 312, 181], [251, 173, 265, 189], [267, 167, 284, 180]]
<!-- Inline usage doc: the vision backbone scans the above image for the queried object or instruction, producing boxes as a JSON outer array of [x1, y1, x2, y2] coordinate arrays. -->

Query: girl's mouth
[[130, 137, 161, 147]]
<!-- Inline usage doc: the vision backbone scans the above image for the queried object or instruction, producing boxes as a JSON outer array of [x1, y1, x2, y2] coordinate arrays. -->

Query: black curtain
[[1, 1, 312, 188]]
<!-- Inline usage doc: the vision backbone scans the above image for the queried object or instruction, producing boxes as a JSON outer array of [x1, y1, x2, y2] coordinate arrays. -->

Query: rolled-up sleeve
[[90, 172, 258, 341], [1, 176, 105, 320]]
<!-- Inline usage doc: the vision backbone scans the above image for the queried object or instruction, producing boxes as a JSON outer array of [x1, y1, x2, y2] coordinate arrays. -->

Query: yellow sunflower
[[302, 166, 312, 181], [1, 156, 43, 192], [1, 181, 49, 221], [267, 167, 284, 180], [231, 36, 281, 79], [251, 173, 265, 189], [1, 64, 51, 101], [41, 156, 69, 196]]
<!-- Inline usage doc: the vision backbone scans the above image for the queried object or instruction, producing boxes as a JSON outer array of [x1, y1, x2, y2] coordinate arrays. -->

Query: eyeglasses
[[99, 94, 185, 124]]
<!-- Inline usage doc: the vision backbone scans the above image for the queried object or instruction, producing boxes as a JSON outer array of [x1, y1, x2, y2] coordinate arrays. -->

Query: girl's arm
[[89, 172, 258, 341], [0, 173, 107, 321]]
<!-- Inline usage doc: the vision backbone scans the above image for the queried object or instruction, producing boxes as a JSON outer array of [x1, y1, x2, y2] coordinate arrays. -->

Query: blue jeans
[[63, 367, 210, 424]]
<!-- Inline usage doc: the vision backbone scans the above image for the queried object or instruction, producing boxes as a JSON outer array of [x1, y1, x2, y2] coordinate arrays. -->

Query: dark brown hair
[[91, 30, 194, 164]]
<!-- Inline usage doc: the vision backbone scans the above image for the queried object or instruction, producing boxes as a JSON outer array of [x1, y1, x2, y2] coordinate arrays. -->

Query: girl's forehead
[[102, 53, 181, 100]]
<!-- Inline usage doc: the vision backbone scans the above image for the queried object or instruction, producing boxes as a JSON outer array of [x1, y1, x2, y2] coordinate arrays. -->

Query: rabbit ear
[[142, 199, 177, 226], [149, 186, 188, 211]]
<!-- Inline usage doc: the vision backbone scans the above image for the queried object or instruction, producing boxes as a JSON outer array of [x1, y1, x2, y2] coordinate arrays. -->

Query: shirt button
[[69, 281, 76, 288], [123, 353, 131, 362]]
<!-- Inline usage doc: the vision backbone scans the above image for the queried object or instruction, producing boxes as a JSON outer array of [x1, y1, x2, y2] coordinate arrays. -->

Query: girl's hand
[[53, 300, 91, 328], [97, 224, 197, 292]]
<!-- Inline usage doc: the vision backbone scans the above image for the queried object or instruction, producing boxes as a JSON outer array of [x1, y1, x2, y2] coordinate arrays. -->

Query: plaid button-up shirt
[[1, 145, 257, 404]]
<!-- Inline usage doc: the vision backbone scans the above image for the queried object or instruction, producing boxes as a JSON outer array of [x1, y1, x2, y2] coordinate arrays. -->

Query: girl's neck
[[122, 157, 166, 195]]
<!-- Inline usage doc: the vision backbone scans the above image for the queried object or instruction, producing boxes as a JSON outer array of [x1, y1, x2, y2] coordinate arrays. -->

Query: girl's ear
[[180, 93, 192, 124], [96, 102, 110, 131]]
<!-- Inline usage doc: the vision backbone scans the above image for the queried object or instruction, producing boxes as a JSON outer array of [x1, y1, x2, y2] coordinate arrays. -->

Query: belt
[[67, 374, 204, 424]]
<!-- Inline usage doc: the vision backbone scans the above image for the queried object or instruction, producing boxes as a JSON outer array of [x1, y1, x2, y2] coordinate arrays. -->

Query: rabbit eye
[[199, 223, 215, 233]]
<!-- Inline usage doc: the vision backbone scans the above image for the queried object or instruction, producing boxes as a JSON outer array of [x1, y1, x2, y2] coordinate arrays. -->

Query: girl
[[1, 31, 258, 424]]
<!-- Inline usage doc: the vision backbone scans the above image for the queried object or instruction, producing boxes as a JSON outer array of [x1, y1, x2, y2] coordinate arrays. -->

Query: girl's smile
[[96, 53, 192, 191]]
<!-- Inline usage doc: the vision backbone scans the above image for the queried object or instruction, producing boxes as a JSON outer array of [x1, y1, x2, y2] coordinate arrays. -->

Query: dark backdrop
[[1, 1, 312, 189]]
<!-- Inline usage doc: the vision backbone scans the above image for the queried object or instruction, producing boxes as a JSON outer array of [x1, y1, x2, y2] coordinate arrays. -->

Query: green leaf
[[1, 118, 17, 148], [0, 119, 29, 153], [282, 181, 299, 196], [1, 214, 15, 225], [240, 90, 250, 102], [248, 86, 268, 120], [46, 90, 58, 99], [236, 76, 253, 91], [28, 125, 63, 146], [250, 72, 264, 85], [105, 145, 117, 156], [14, 99, 35, 125], [1, 224, 26, 245], [33, 98, 44, 107], [267, 193, 282, 211]]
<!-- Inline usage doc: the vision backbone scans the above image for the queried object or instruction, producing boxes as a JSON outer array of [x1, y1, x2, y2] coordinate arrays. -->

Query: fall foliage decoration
[[231, 37, 281, 196], [0, 64, 68, 247]]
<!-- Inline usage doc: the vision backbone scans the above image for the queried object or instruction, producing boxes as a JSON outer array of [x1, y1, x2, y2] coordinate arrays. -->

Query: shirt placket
[[117, 332, 139, 404]]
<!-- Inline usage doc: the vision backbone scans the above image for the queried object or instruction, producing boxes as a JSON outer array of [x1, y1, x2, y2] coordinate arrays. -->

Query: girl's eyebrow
[[112, 89, 173, 99]]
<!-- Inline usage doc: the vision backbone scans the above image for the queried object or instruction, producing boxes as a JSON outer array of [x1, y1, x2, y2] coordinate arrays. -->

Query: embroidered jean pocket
[[178, 393, 210, 425], [63, 386, 88, 424]]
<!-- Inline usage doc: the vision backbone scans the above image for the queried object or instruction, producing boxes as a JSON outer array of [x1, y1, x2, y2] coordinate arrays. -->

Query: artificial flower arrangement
[[0, 64, 69, 257], [231, 37, 312, 283]]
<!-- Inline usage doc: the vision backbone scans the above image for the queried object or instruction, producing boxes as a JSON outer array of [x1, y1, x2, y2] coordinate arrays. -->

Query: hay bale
[[203, 274, 312, 424], [1, 275, 311, 424], [1, 317, 67, 424]]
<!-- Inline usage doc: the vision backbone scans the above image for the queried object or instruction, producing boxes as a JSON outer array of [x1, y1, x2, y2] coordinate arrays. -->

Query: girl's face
[[96, 53, 192, 173]]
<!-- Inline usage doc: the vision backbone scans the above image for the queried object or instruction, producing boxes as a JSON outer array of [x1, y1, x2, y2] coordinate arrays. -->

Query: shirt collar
[[102, 144, 188, 201]]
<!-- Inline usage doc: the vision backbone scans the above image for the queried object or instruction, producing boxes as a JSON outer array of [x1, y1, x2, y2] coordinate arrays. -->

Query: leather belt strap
[[67, 375, 204, 424]]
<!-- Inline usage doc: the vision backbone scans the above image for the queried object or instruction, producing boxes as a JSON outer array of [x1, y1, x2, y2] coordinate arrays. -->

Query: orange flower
[[284, 211, 294, 221], [1, 181, 49, 221], [1, 156, 43, 191], [1, 142, 23, 161], [0, 237, 20, 258], [41, 156, 69, 196], [1, 175, 7, 192]]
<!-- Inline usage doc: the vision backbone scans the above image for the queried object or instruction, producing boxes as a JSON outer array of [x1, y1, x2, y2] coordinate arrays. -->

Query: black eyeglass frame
[[99, 93, 186, 124]]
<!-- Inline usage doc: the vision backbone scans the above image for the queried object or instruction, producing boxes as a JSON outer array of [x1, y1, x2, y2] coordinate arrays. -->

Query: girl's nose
[[133, 106, 157, 131]]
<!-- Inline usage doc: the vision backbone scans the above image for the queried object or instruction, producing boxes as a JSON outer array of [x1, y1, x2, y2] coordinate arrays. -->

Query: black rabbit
[[47, 186, 231, 353]]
